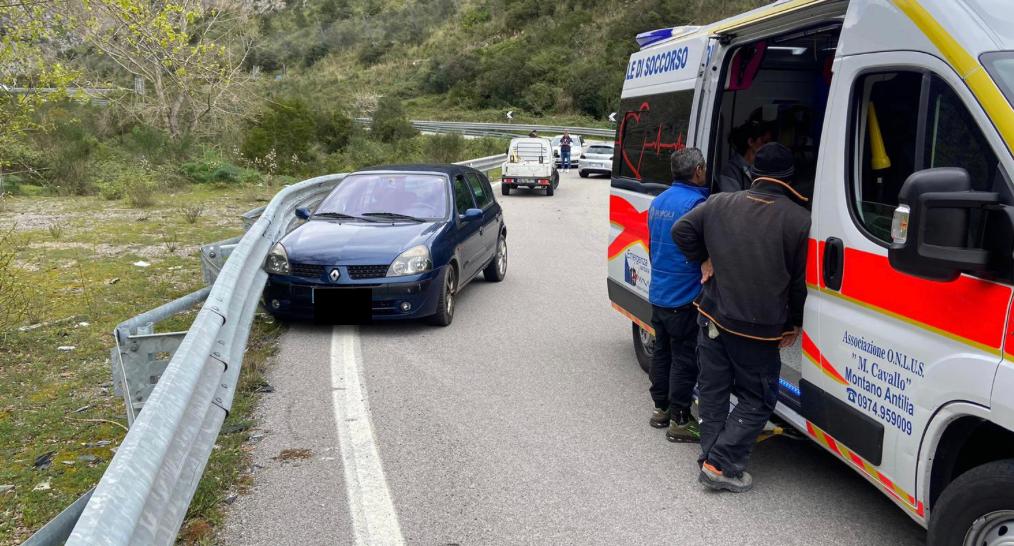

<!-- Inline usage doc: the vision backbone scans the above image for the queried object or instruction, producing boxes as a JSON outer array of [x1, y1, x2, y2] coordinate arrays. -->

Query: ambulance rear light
[[891, 204, 910, 244]]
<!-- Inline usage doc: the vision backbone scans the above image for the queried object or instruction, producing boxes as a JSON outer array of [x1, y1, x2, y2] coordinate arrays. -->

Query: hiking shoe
[[649, 407, 671, 428], [699, 462, 753, 493], [666, 416, 700, 443]]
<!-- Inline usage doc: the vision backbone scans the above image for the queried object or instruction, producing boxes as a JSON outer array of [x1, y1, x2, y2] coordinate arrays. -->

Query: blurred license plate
[[313, 288, 372, 324]]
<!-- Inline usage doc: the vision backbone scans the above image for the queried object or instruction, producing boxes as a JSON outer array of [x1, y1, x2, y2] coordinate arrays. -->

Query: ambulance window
[[923, 77, 999, 192], [851, 72, 923, 243], [613, 90, 694, 188], [850, 71, 1003, 244]]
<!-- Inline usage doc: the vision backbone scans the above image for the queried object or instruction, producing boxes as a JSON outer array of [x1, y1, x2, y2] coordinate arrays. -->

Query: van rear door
[[608, 31, 709, 333]]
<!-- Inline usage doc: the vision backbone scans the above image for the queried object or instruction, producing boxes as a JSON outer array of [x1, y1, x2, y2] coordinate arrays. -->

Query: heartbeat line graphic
[[616, 102, 686, 181]]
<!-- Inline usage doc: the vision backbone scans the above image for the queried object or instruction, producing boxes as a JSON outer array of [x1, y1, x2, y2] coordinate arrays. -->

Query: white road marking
[[330, 326, 405, 546]]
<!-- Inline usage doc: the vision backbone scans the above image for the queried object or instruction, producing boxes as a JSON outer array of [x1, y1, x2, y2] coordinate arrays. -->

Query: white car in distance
[[578, 141, 614, 178]]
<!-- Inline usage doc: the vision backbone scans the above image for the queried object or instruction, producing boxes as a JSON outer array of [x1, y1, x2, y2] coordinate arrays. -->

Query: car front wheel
[[427, 265, 457, 326]]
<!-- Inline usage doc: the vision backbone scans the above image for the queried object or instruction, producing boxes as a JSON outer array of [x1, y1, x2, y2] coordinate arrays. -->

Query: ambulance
[[606, 1, 1014, 543]]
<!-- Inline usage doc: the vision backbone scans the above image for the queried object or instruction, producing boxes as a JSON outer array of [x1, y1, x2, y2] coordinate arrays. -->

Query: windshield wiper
[[313, 212, 377, 222], [361, 212, 427, 222]]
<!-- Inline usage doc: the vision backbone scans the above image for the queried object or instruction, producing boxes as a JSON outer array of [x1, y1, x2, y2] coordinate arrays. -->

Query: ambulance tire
[[632, 322, 653, 373], [927, 458, 1014, 546], [502, 184, 510, 196]]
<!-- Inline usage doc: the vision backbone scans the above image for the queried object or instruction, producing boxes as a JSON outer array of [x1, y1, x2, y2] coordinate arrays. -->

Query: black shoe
[[649, 407, 670, 428]]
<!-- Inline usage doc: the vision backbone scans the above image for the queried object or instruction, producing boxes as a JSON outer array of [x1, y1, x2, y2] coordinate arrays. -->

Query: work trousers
[[648, 304, 699, 413], [696, 315, 781, 477]]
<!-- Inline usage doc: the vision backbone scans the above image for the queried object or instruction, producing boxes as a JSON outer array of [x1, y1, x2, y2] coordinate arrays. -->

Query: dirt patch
[[26, 240, 200, 259], [272, 448, 312, 462]]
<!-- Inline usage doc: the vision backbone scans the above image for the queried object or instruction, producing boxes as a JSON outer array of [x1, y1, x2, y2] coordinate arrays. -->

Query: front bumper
[[263, 266, 443, 322]]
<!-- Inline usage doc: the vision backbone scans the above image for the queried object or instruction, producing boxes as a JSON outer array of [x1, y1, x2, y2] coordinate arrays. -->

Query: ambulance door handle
[[823, 237, 844, 291]]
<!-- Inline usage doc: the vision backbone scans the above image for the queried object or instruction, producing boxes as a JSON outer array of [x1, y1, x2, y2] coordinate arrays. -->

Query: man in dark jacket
[[646, 147, 709, 443], [672, 142, 810, 492]]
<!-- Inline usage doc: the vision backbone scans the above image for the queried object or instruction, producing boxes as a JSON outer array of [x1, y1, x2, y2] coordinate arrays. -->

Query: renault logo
[[329, 268, 341, 282]]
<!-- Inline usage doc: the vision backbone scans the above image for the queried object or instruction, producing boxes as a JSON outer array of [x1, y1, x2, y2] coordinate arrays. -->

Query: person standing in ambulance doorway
[[718, 119, 772, 193], [673, 143, 810, 492], [646, 147, 710, 443]]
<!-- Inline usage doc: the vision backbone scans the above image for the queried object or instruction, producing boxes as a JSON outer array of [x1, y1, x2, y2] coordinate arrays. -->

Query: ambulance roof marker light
[[635, 25, 701, 50]]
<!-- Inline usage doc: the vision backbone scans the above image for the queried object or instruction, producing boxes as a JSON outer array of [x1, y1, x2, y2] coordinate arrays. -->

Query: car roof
[[353, 164, 482, 178]]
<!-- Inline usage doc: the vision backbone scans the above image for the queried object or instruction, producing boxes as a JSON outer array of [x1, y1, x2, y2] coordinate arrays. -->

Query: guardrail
[[355, 118, 615, 139], [23, 153, 513, 546]]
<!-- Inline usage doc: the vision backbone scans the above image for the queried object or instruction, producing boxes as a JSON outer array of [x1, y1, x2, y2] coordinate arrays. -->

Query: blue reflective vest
[[648, 182, 709, 308]]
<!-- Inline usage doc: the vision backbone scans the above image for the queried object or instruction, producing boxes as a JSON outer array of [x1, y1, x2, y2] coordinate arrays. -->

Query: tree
[[371, 96, 416, 143], [66, 0, 255, 141], [0, 3, 77, 170]]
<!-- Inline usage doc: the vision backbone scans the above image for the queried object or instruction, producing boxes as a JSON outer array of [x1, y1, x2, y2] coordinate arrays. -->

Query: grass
[[0, 180, 289, 545]]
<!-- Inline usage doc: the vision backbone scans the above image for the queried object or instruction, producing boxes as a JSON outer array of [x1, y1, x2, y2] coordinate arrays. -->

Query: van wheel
[[927, 459, 1014, 546], [546, 185, 554, 196], [579, 170, 589, 178], [631, 322, 654, 373], [501, 184, 510, 196]]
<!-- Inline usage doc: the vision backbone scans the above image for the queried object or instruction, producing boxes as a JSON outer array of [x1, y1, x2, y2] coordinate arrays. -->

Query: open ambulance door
[[607, 29, 709, 371]]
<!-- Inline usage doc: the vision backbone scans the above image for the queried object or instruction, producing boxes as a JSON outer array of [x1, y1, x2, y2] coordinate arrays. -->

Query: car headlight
[[387, 245, 432, 277], [265, 243, 290, 275]]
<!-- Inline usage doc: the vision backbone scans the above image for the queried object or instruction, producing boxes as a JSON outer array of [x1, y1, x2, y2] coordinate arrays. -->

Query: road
[[221, 170, 927, 545]]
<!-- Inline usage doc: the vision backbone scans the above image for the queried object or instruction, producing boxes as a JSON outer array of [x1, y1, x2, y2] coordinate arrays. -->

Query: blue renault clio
[[263, 165, 507, 326]]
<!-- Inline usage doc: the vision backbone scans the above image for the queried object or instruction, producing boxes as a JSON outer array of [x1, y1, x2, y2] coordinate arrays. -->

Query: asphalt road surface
[[221, 170, 927, 545]]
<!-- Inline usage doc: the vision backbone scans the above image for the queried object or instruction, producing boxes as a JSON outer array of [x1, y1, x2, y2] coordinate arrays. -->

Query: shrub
[[0, 226, 33, 344], [241, 99, 317, 172], [371, 96, 416, 143], [316, 109, 356, 154], [181, 205, 204, 224], [125, 175, 159, 208], [182, 151, 259, 184], [422, 133, 466, 164]]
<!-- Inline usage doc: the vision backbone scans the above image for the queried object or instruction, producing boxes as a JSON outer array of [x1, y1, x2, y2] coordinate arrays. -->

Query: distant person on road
[[646, 147, 710, 443], [529, 129, 539, 138], [559, 131, 574, 172], [718, 119, 772, 193], [673, 143, 810, 493]]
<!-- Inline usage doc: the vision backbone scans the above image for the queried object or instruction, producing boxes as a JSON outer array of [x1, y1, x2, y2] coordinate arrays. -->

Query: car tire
[[927, 459, 1014, 546], [632, 322, 654, 373], [502, 184, 510, 196], [427, 265, 456, 327], [483, 233, 507, 282], [579, 170, 589, 178]]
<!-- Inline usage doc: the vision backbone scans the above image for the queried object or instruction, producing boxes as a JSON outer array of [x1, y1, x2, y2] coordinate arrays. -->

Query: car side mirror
[[295, 207, 311, 220], [888, 167, 1005, 282], [461, 208, 482, 222]]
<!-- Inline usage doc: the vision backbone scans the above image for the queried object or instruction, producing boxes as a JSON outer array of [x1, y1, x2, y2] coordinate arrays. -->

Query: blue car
[[263, 165, 507, 326]]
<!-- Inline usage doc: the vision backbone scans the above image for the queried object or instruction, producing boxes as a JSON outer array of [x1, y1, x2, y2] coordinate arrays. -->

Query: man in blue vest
[[647, 147, 709, 442]]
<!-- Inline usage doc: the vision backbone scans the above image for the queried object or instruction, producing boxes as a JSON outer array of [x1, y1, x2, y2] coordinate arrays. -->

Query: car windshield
[[983, 51, 1014, 107], [315, 173, 448, 221], [587, 145, 613, 155]]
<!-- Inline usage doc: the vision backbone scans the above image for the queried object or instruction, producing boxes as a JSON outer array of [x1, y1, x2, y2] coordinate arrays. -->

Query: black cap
[[750, 142, 795, 181]]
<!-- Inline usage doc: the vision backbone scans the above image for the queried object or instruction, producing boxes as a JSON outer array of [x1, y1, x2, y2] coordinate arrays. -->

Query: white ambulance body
[[606, 1, 1014, 543]]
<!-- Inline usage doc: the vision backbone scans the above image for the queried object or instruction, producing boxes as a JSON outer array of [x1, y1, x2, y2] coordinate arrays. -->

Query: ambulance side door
[[804, 50, 1013, 515]]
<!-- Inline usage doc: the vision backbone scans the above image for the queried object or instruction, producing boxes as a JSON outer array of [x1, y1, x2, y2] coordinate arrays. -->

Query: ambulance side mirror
[[888, 168, 999, 282]]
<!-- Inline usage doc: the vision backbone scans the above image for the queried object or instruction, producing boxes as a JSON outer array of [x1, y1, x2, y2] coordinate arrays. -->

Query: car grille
[[290, 263, 324, 279], [347, 265, 389, 279]]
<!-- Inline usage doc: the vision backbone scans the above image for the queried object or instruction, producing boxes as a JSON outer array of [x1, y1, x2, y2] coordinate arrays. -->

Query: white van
[[606, 1, 1014, 543], [502, 137, 560, 196]]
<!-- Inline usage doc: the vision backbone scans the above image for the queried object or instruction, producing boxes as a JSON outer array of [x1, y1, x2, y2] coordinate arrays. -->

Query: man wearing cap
[[672, 142, 811, 492]]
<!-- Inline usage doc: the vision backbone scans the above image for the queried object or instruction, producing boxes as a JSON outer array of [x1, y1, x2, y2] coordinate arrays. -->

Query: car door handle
[[823, 237, 844, 291]]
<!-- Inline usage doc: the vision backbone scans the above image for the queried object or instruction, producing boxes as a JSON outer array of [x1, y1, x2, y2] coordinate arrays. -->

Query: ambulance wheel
[[927, 458, 1014, 546], [632, 322, 654, 373], [579, 170, 589, 178], [502, 184, 510, 196], [546, 185, 554, 196]]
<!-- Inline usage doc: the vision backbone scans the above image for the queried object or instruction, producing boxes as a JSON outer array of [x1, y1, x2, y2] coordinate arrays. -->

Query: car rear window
[[316, 173, 449, 219], [587, 145, 613, 155]]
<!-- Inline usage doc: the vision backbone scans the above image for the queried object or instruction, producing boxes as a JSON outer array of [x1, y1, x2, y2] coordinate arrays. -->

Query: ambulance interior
[[709, 24, 843, 395]]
